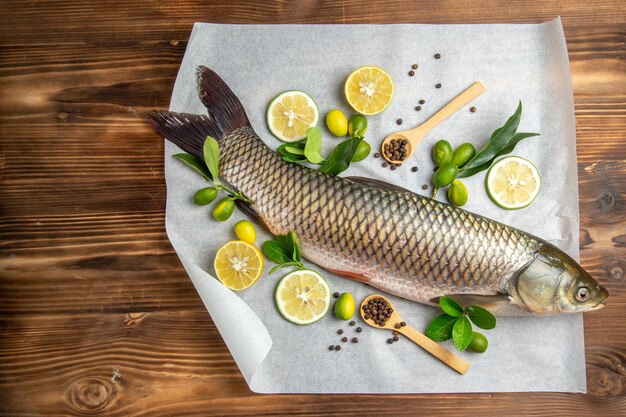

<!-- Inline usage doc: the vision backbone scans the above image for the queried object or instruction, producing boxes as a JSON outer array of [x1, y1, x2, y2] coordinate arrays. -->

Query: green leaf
[[304, 127, 325, 164], [319, 137, 362, 176], [173, 153, 212, 180], [285, 146, 305, 155], [287, 231, 301, 262], [281, 154, 308, 163], [269, 261, 301, 274], [466, 305, 496, 330], [262, 240, 291, 265], [439, 297, 464, 317], [203, 136, 220, 180], [457, 131, 539, 178], [452, 316, 473, 351], [461, 102, 523, 172], [426, 314, 458, 341]]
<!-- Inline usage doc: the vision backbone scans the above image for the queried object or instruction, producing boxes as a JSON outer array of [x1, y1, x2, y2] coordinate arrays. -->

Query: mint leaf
[[173, 153, 212, 180], [452, 316, 473, 351], [304, 127, 325, 164], [426, 314, 458, 342], [203, 136, 220, 180], [438, 297, 464, 317], [467, 305, 496, 330], [262, 241, 291, 265], [285, 146, 305, 156], [319, 136, 362, 176]]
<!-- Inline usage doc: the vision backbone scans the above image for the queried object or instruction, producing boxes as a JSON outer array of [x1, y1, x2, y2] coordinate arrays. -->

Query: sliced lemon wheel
[[275, 270, 331, 325], [266, 90, 319, 142], [213, 240, 264, 291], [344, 66, 394, 115], [486, 156, 541, 210]]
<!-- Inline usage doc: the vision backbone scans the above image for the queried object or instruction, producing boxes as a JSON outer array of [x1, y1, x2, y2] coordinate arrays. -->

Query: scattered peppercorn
[[411, 166, 418, 172], [415, 106, 421, 111], [337, 329, 343, 335], [390, 165, 397, 171], [329, 345, 335, 351], [387, 338, 394, 344], [342, 337, 348, 342], [335, 345, 341, 351], [408, 70, 415, 76], [393, 335, 399, 341], [435, 83, 442, 89], [356, 327, 362, 333], [333, 292, 339, 298], [433, 166, 438, 172], [352, 337, 359, 343], [434, 53, 441, 59], [419, 99, 425, 104], [393, 330, 399, 335], [401, 322, 406, 327], [396, 119, 403, 125], [349, 320, 356, 326], [382, 162, 388, 168], [470, 106, 477, 113], [412, 64, 418, 70], [374, 152, 380, 158], [422, 184, 429, 190]]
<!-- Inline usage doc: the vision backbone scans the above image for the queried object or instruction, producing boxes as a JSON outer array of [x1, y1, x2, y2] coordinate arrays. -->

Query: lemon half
[[344, 66, 394, 115], [275, 270, 331, 325], [213, 240, 264, 291], [486, 156, 541, 210], [267, 90, 319, 142]]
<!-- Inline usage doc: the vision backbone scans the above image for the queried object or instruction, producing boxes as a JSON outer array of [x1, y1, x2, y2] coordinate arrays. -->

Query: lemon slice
[[486, 156, 541, 209], [344, 66, 394, 115], [213, 241, 264, 290], [267, 91, 319, 142], [275, 270, 331, 325]]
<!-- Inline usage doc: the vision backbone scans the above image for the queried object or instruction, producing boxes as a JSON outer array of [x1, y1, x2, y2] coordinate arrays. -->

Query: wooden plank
[[0, 0, 624, 416]]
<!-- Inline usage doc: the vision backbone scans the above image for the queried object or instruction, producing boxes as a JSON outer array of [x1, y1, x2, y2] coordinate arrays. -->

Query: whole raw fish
[[148, 66, 608, 315]]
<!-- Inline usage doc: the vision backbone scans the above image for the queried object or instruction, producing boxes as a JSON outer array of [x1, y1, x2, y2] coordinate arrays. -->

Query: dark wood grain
[[1, 1, 624, 416]]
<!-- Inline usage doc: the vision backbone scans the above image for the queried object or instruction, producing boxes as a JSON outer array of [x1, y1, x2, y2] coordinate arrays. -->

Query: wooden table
[[1, 1, 624, 415]]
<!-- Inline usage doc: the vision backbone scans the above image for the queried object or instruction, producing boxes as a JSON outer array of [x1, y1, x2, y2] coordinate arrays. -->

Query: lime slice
[[213, 240, 264, 291], [486, 156, 541, 209], [275, 270, 331, 325], [266, 91, 319, 142], [344, 66, 394, 115]]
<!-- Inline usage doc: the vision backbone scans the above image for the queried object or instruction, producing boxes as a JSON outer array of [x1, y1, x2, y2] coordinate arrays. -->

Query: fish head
[[511, 244, 609, 315]]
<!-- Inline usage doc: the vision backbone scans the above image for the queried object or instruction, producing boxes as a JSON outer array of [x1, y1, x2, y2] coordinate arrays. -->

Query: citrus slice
[[275, 270, 331, 325], [213, 240, 264, 290], [344, 66, 394, 115], [267, 91, 319, 142], [486, 156, 541, 209]]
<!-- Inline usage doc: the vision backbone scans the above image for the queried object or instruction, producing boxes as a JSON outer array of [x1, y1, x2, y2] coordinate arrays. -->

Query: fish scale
[[218, 126, 539, 305]]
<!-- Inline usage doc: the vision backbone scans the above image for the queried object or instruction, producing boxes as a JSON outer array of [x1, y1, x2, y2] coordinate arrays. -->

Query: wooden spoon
[[381, 81, 485, 164], [360, 294, 470, 375]]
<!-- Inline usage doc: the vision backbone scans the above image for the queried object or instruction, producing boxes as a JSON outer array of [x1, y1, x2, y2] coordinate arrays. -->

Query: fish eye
[[575, 286, 590, 302]]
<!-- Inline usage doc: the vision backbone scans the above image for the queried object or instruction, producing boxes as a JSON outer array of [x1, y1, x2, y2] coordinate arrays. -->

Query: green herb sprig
[[426, 296, 496, 351], [458, 101, 539, 178], [277, 127, 365, 176], [262, 231, 305, 274], [174, 136, 253, 221]]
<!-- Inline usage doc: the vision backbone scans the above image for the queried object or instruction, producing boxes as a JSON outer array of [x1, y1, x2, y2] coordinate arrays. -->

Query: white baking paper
[[163, 18, 586, 393]]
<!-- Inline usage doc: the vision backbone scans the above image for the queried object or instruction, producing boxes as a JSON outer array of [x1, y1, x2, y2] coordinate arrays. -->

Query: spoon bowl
[[381, 81, 484, 164], [360, 294, 471, 375]]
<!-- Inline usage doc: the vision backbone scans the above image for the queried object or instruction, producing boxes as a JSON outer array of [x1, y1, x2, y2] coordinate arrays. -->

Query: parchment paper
[[163, 18, 585, 393]]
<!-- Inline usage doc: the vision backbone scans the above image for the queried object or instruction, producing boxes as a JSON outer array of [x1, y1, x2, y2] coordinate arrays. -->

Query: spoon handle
[[399, 324, 471, 375], [413, 81, 485, 137]]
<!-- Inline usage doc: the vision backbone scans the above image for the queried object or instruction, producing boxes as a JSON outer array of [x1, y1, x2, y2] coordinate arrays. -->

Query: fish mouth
[[586, 301, 606, 312]]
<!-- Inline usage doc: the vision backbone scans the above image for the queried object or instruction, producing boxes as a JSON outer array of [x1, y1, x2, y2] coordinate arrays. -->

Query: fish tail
[[148, 66, 250, 158]]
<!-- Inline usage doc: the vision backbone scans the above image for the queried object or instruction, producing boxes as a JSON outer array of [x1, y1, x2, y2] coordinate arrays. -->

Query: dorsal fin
[[346, 176, 411, 193]]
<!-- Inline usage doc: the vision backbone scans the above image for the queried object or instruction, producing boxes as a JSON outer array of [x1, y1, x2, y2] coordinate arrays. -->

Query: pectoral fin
[[327, 268, 371, 284], [430, 294, 530, 316]]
